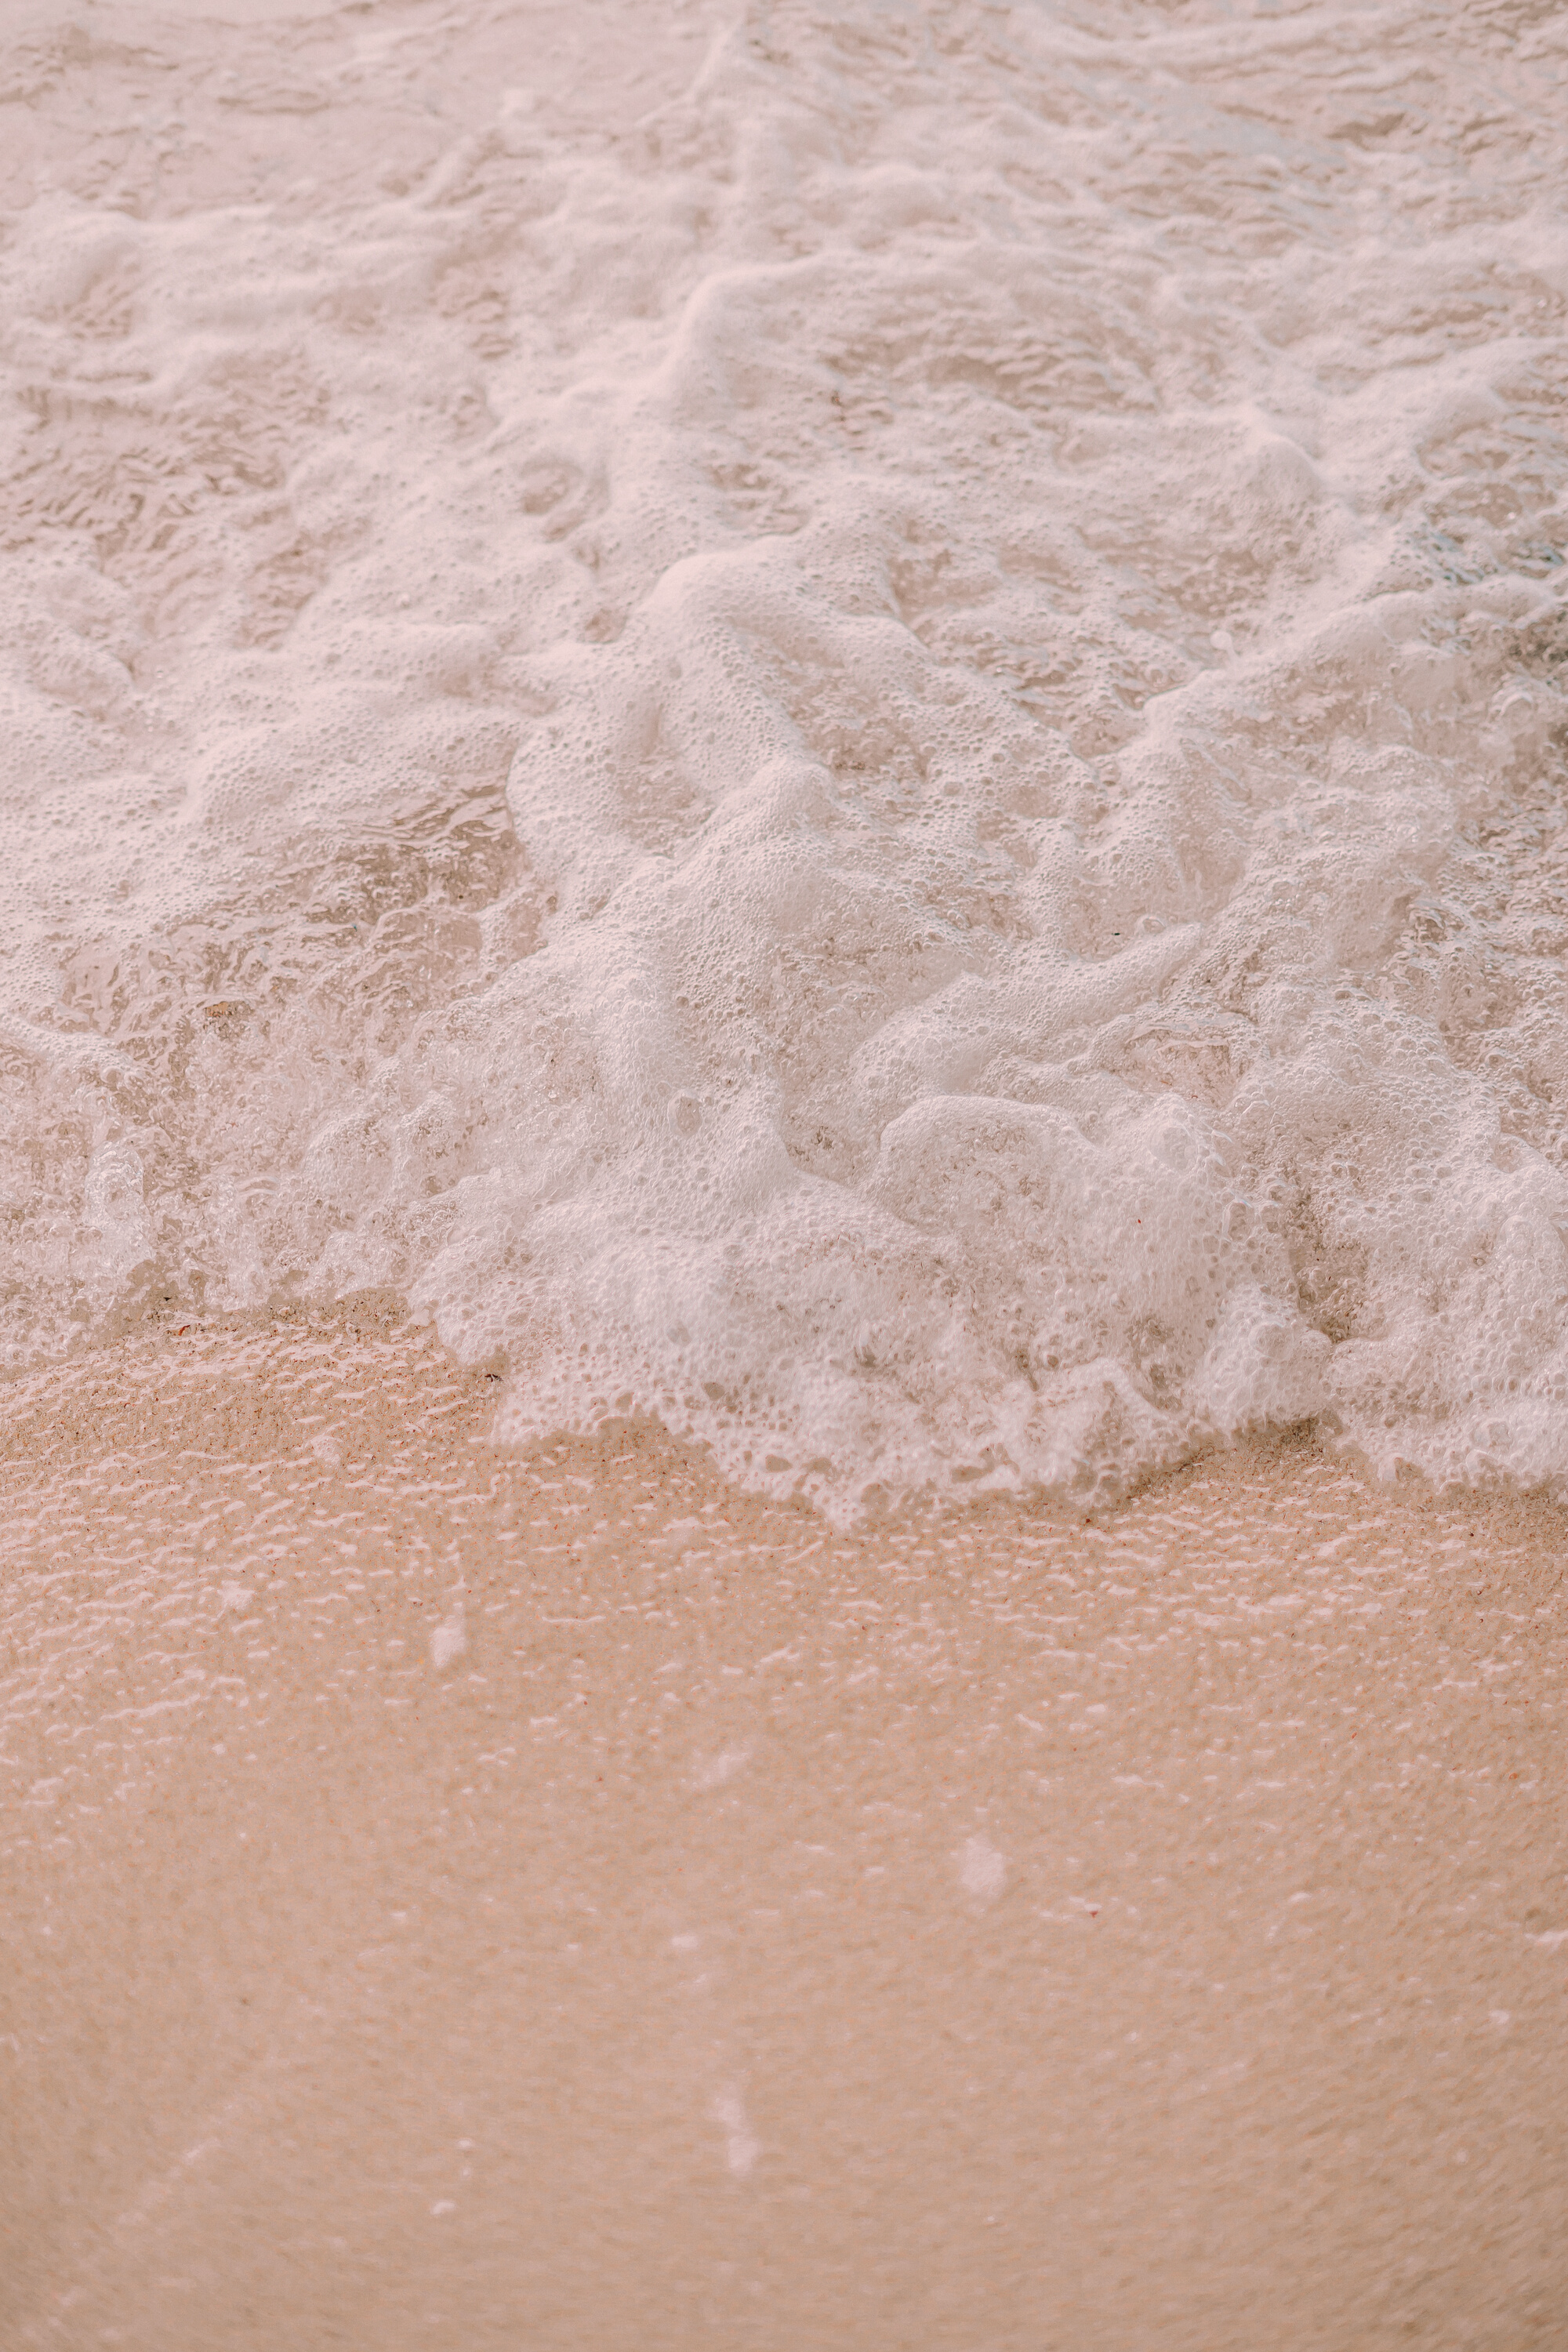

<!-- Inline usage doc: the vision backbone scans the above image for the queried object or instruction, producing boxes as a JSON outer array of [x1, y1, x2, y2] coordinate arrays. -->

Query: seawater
[[2, 0, 1566, 1514]]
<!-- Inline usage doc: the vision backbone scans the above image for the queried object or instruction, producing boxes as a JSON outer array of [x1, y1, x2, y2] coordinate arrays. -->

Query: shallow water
[[3, 1318, 1566, 2348], [5, 0, 1568, 1510], [8, 14, 1568, 2342]]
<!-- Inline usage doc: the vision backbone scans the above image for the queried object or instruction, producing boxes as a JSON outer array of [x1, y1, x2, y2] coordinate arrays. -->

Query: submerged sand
[[2, 1314, 1564, 2350]]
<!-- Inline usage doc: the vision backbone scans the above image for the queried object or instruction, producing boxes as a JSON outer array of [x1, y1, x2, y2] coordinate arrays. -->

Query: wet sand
[[2, 1312, 1565, 2350]]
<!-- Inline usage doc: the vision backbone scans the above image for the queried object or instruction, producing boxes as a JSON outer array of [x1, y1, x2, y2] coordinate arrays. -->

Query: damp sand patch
[[2, 1318, 1565, 2350]]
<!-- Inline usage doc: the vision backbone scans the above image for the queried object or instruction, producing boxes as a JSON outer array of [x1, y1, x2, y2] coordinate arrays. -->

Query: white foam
[[958, 1835, 1007, 1905], [711, 2085, 760, 2180], [430, 1600, 467, 1671], [4, 0, 1567, 1512]]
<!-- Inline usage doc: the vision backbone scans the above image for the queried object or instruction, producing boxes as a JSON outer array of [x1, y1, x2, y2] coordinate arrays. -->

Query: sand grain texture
[[2, 1319, 1565, 2349]]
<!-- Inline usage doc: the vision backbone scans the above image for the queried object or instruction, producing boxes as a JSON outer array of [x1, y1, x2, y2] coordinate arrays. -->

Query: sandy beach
[[5, 5, 1568, 2336], [3, 1316, 1563, 2349]]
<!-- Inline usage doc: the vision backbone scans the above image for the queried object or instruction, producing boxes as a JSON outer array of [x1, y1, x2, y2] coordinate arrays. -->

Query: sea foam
[[3, 0, 1566, 1511]]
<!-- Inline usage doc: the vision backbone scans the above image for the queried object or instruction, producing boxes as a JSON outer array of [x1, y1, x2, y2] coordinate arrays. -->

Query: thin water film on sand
[[1, 1317, 1564, 2347]]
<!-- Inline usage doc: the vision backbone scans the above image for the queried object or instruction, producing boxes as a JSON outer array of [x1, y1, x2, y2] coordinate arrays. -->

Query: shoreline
[[4, 1314, 1566, 2349], [11, 1295, 1568, 1536]]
